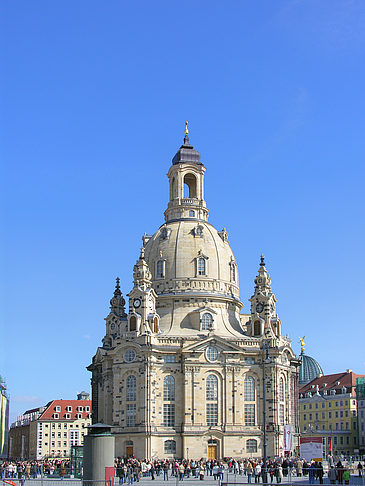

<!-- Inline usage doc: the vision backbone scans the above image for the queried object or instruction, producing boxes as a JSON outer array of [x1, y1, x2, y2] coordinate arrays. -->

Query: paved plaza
[[3, 474, 365, 486]]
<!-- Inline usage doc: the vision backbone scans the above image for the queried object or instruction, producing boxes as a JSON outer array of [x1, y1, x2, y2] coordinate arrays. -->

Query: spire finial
[[260, 254, 265, 266], [140, 246, 145, 259], [184, 120, 189, 144], [115, 277, 120, 290]]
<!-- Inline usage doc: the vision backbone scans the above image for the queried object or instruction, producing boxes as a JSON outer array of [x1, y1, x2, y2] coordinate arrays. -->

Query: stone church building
[[88, 128, 300, 460]]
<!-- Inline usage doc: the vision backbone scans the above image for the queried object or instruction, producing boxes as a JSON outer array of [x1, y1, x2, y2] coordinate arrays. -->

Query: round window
[[124, 349, 136, 363], [206, 346, 218, 362]]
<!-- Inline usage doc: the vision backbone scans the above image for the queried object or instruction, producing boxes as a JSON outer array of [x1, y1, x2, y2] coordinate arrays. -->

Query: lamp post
[[262, 339, 271, 484]]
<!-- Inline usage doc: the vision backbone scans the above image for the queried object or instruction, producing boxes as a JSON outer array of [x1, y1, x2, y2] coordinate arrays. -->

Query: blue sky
[[1, 0, 365, 422]]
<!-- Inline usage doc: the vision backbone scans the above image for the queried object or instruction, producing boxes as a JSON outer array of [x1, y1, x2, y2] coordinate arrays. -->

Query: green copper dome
[[299, 351, 323, 386]]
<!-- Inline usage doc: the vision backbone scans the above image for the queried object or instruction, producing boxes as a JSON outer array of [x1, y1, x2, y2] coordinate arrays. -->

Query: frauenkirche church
[[88, 125, 300, 460]]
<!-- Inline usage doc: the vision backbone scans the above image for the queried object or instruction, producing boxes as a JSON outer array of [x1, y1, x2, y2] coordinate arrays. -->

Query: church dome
[[138, 129, 244, 337], [144, 220, 239, 300], [299, 351, 323, 386]]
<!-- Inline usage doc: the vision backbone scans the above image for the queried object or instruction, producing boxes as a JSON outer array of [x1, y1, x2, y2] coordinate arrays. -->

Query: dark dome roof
[[299, 352, 323, 386]]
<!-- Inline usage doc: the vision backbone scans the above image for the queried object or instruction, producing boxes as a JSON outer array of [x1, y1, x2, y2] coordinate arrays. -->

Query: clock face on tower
[[133, 298, 141, 308], [256, 302, 264, 313]]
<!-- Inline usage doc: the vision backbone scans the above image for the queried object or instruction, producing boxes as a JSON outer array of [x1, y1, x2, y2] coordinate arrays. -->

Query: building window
[[156, 260, 165, 279], [206, 375, 218, 426], [253, 320, 261, 336], [244, 376, 255, 401], [198, 257, 206, 276], [153, 316, 159, 333], [124, 349, 136, 363], [244, 404, 255, 426], [163, 404, 175, 427], [126, 375, 137, 402], [206, 375, 218, 401], [279, 377, 285, 425], [206, 403, 218, 426], [201, 313, 213, 330], [129, 316, 137, 332], [164, 440, 176, 454], [246, 439, 257, 453], [164, 355, 176, 363], [189, 210, 195, 217], [163, 376, 175, 401], [126, 404, 136, 427], [206, 346, 218, 362], [230, 263, 236, 282]]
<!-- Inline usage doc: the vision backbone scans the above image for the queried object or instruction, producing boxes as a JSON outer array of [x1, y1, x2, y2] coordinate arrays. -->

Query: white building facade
[[88, 131, 300, 460]]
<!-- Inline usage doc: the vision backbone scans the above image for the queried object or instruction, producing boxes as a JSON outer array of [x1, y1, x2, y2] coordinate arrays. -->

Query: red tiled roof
[[39, 399, 92, 421], [300, 371, 365, 395]]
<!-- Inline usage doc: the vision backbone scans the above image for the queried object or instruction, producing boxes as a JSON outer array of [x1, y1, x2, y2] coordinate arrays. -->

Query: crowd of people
[[0, 457, 363, 484], [113, 457, 364, 484], [0, 460, 71, 479]]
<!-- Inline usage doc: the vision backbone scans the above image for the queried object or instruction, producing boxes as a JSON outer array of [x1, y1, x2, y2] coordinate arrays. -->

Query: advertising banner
[[300, 436, 323, 461], [283, 425, 293, 452]]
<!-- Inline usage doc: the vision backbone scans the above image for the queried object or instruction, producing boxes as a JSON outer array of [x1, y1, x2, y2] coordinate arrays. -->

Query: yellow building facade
[[9, 394, 91, 460], [299, 371, 364, 458]]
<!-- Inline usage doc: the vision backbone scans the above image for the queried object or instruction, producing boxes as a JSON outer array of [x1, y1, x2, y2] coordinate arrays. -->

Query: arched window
[[170, 177, 176, 200], [163, 376, 175, 427], [164, 440, 176, 454], [198, 257, 206, 276], [244, 376, 256, 426], [163, 376, 175, 401], [201, 313, 213, 330], [189, 210, 195, 217], [253, 320, 261, 336], [156, 260, 164, 279], [206, 375, 218, 426], [231, 263, 236, 282], [126, 375, 136, 402], [244, 376, 255, 401], [130, 316, 137, 332], [246, 439, 257, 453], [279, 377, 285, 425], [153, 316, 159, 333], [183, 173, 197, 198], [206, 375, 218, 401]]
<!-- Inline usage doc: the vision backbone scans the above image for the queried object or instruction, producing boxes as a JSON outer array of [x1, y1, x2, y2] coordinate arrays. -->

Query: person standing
[[336, 461, 344, 485], [308, 463, 316, 485], [163, 462, 169, 481], [246, 462, 253, 484], [328, 466, 337, 484], [254, 463, 261, 484]]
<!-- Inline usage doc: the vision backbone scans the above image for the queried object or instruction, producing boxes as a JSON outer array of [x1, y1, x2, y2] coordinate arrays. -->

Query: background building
[[356, 377, 365, 454], [89, 131, 300, 460], [299, 370, 365, 458], [9, 392, 91, 460], [0, 375, 9, 459], [298, 340, 324, 387]]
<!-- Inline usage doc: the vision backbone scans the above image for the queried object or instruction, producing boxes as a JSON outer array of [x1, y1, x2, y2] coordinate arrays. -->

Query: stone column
[[83, 424, 115, 482]]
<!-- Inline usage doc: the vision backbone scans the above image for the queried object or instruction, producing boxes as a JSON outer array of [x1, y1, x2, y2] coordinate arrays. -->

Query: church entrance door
[[208, 445, 217, 460], [126, 446, 133, 457]]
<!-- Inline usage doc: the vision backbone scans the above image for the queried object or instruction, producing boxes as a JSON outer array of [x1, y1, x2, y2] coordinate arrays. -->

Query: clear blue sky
[[1, 1, 365, 422]]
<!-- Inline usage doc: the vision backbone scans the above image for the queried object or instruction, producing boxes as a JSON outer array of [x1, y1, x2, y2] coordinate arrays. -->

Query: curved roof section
[[299, 352, 323, 386]]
